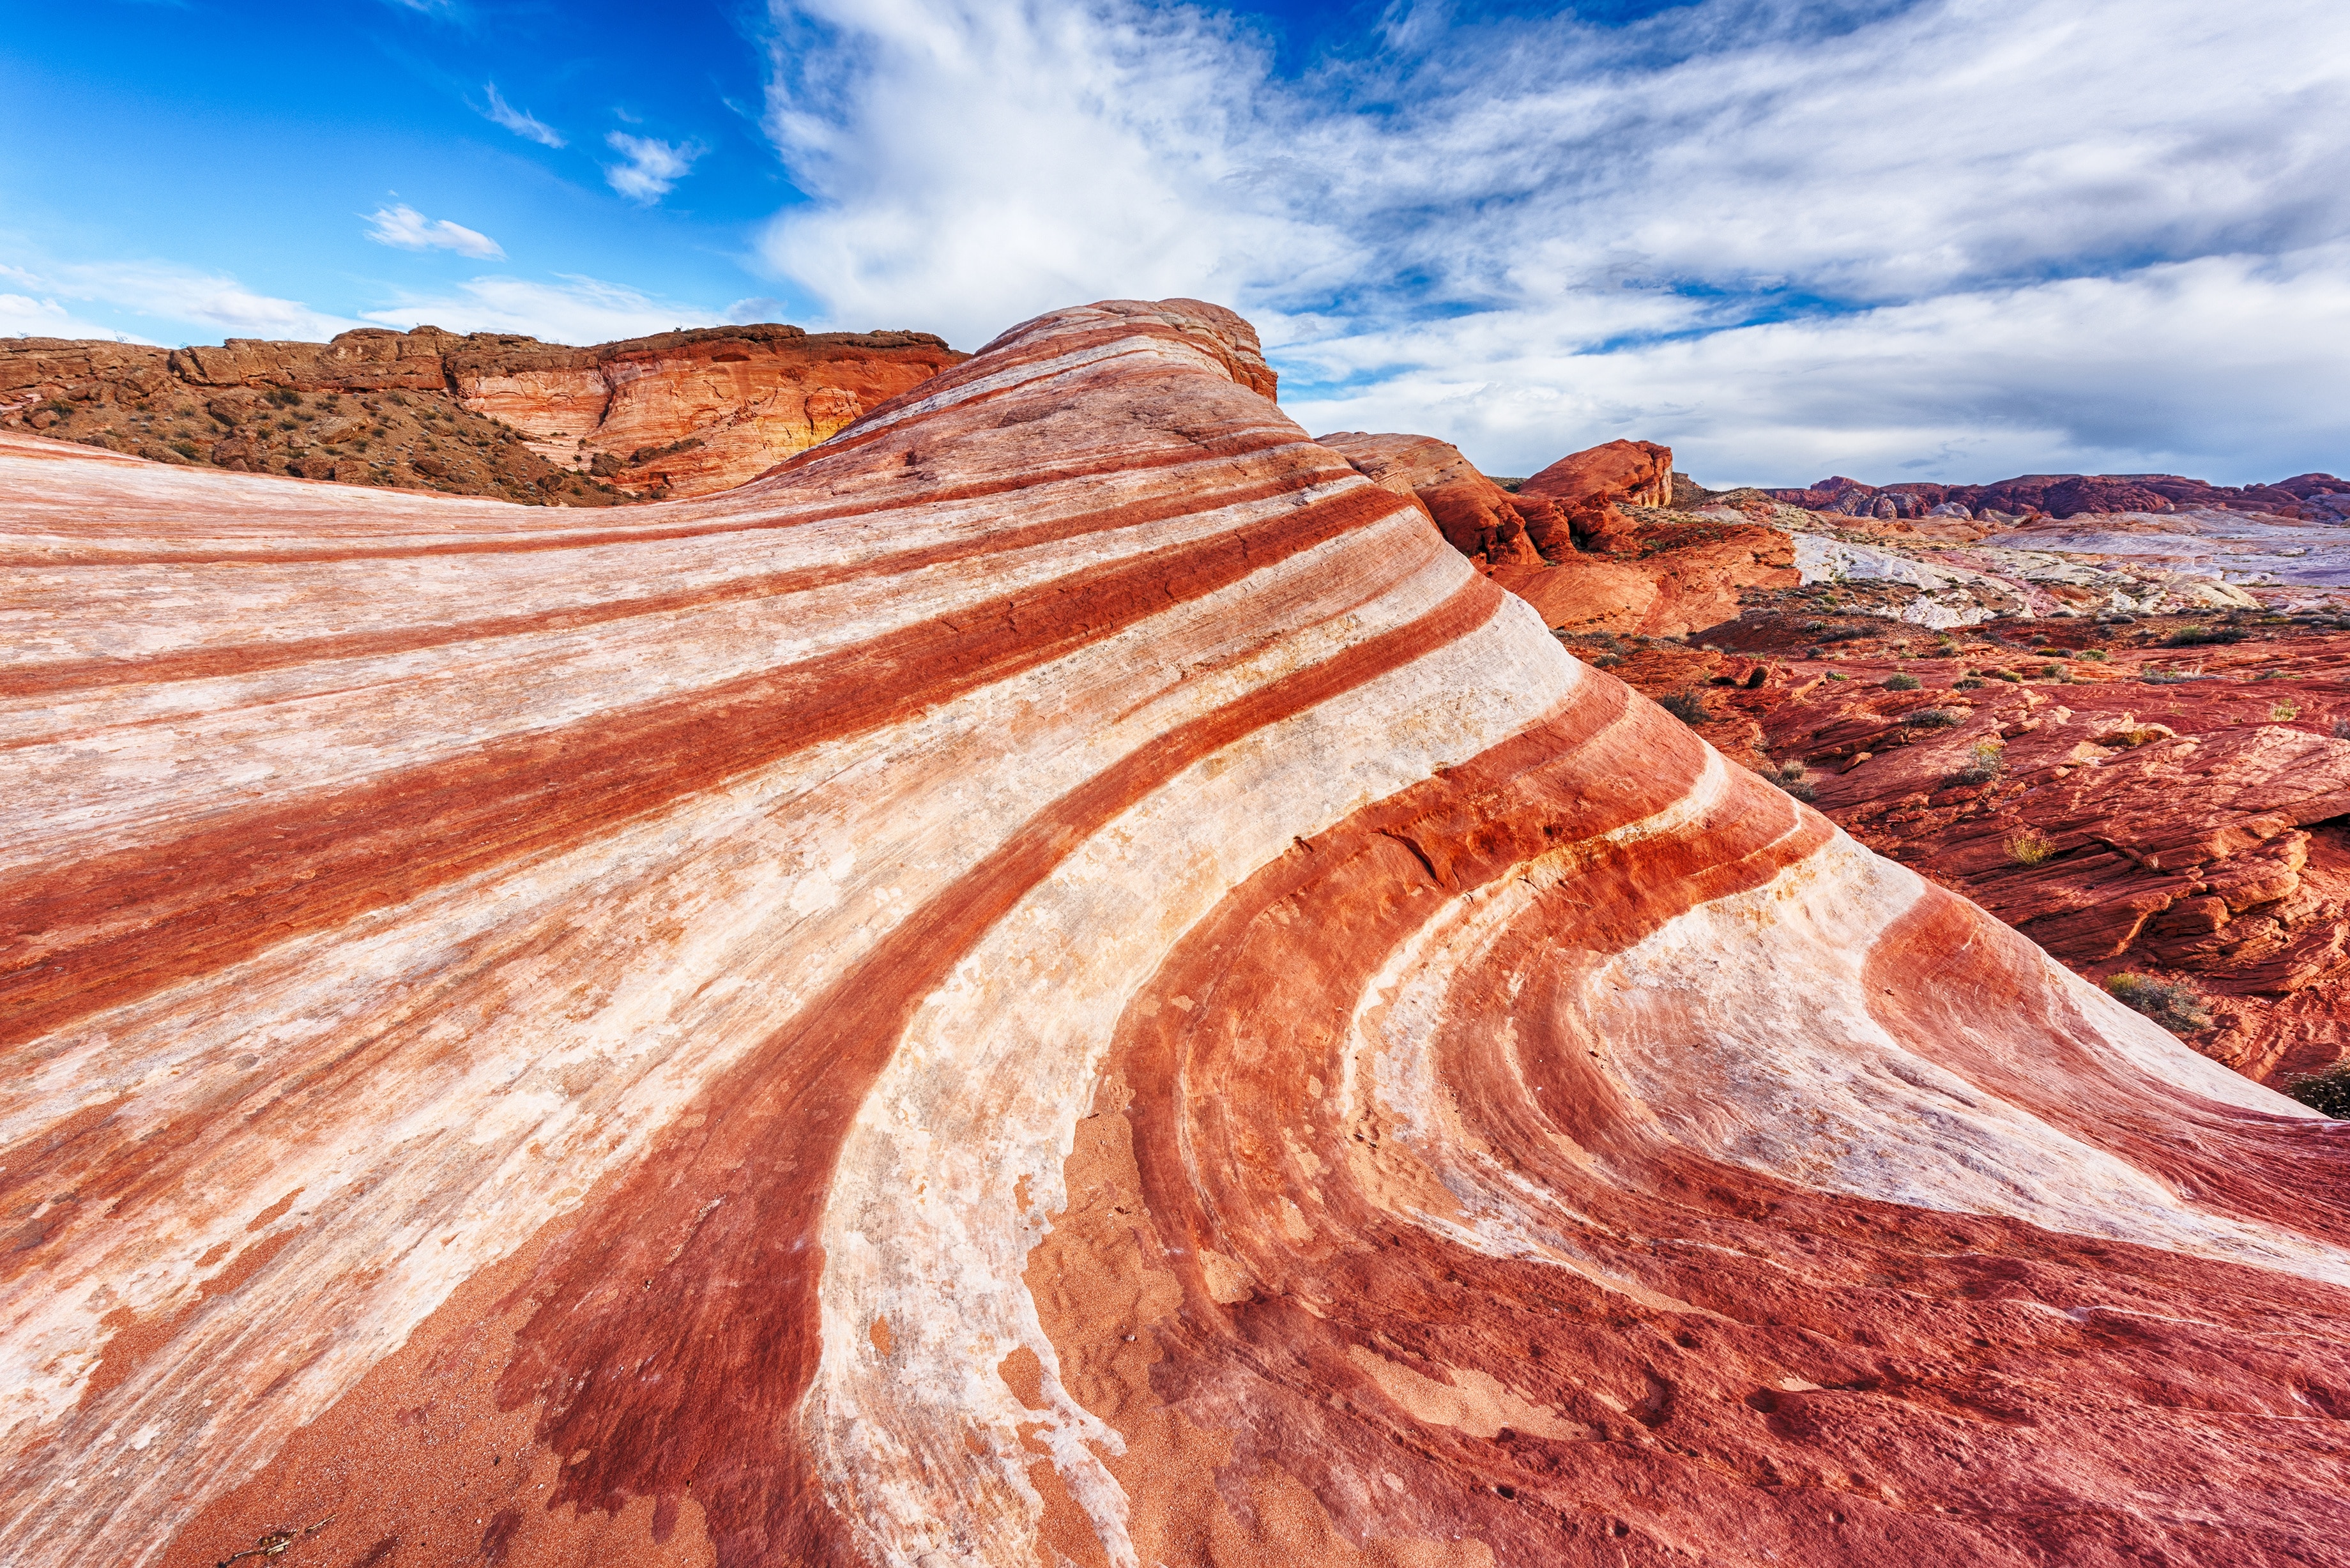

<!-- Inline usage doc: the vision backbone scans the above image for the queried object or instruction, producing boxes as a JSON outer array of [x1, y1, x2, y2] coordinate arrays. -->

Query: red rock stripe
[[0, 469, 1331, 702], [487, 571, 1506, 1568], [777, 321, 1249, 467], [0, 483, 1414, 1060], [0, 425, 1311, 568], [1065, 693, 2350, 1563], [1863, 890, 2350, 1247]]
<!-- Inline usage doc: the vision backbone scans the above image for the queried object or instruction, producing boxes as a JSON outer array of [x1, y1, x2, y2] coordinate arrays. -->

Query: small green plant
[[1952, 738, 2006, 786], [1824, 670, 1848, 681], [2034, 647, 2069, 657], [2284, 1063, 2350, 1119], [1953, 676, 1986, 690], [2105, 973, 2215, 1033], [2144, 668, 2200, 685], [1988, 669, 2022, 683], [2079, 648, 2109, 661], [1907, 708, 1962, 728], [1768, 759, 1815, 802], [2006, 827, 2057, 865], [1659, 690, 1710, 725], [168, 438, 200, 459], [2165, 623, 2247, 647], [2272, 700, 2301, 721], [1883, 673, 1922, 690]]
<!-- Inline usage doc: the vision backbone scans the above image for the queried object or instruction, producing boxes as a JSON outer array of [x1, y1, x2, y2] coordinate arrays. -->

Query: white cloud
[[363, 204, 506, 261], [0, 293, 156, 342], [482, 83, 565, 148], [604, 132, 705, 202], [360, 273, 724, 344], [0, 259, 365, 341], [752, 0, 2350, 483]]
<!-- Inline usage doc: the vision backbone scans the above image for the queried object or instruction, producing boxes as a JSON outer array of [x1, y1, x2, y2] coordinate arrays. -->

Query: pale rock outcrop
[[4, 301, 2348, 1568]]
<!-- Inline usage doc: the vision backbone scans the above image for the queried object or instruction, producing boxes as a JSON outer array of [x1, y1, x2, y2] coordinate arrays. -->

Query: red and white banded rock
[[3, 300, 2348, 1568]]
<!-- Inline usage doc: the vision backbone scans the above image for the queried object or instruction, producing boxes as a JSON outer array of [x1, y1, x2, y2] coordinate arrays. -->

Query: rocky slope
[[1587, 604, 2350, 1087], [6, 301, 2349, 1568], [0, 323, 963, 503]]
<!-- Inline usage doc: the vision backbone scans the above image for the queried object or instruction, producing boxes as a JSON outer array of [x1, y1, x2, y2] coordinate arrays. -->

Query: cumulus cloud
[[363, 204, 506, 260], [482, 83, 565, 148], [0, 259, 365, 340], [753, 0, 2350, 482], [360, 273, 723, 343], [604, 132, 705, 202]]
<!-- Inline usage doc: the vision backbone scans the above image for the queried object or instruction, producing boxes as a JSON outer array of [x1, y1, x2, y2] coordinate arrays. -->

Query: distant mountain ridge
[[1770, 470, 2350, 522]]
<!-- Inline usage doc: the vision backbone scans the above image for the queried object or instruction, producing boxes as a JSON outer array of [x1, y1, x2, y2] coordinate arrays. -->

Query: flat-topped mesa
[[0, 321, 966, 500], [6, 299, 2349, 1568]]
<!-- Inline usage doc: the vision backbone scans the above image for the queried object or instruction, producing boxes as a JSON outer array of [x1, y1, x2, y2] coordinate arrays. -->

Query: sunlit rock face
[[446, 326, 966, 496], [5, 300, 2349, 1568]]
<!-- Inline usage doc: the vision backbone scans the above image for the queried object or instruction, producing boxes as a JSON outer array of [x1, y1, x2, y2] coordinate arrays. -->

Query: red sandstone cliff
[[5, 301, 2349, 1568], [0, 323, 965, 501]]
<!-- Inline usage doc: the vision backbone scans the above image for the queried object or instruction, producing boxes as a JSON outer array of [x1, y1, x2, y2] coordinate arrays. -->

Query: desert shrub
[[2165, 624, 2247, 647], [2284, 1063, 2350, 1119], [2335, 718, 2350, 740], [2079, 648, 2109, 661], [2272, 700, 2301, 721], [2006, 828, 2057, 865], [1824, 671, 1848, 681], [1883, 673, 1923, 690], [168, 439, 199, 459], [1986, 669, 2022, 683], [1907, 708, 1962, 728], [1659, 690, 1710, 725], [1952, 738, 2006, 785], [2041, 663, 2069, 680], [1953, 676, 1985, 690], [2143, 668, 2200, 685], [1769, 759, 1816, 802], [43, 398, 73, 418], [2105, 973, 2215, 1033], [2034, 647, 2070, 657]]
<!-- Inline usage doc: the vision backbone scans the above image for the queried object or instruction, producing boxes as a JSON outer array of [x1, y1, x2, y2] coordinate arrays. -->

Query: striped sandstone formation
[[4, 299, 2349, 1568]]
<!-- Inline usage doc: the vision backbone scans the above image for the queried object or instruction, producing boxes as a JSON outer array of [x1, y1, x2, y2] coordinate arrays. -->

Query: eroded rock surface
[[1594, 605, 2350, 1085], [6, 301, 2349, 1568]]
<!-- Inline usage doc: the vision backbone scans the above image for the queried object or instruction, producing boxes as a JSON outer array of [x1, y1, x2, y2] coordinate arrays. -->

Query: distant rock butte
[[1773, 470, 2350, 522], [8, 299, 2349, 1568], [1327, 430, 1798, 635], [0, 323, 965, 499]]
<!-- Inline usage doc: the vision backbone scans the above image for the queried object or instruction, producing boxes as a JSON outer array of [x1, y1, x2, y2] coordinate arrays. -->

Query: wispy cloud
[[603, 132, 704, 203], [1, 259, 365, 340], [482, 83, 564, 148], [360, 273, 722, 343], [752, 0, 2350, 483], [363, 204, 506, 261]]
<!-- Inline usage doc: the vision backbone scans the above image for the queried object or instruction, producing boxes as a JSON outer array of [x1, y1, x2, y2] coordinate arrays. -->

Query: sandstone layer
[[0, 323, 963, 501], [6, 301, 2349, 1568]]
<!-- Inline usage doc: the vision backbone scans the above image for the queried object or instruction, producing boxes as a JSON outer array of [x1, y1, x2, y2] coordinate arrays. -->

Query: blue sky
[[4, 0, 2346, 486]]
